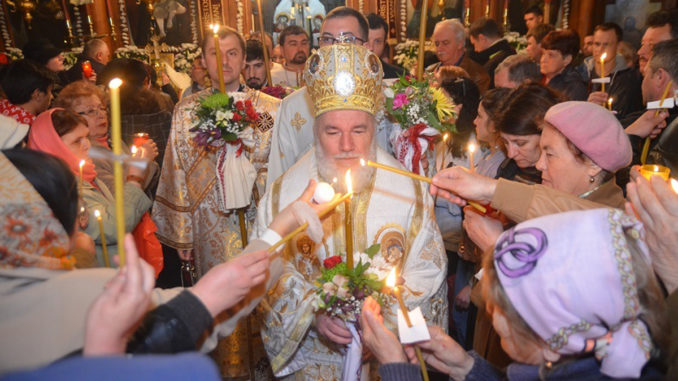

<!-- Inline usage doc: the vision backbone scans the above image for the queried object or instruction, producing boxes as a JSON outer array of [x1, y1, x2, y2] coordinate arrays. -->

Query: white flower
[[216, 110, 234, 121], [332, 274, 349, 288], [384, 88, 395, 98], [322, 282, 337, 295]]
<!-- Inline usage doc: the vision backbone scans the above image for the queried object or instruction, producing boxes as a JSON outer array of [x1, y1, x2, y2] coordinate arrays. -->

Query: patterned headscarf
[[0, 153, 75, 270], [493, 208, 654, 378]]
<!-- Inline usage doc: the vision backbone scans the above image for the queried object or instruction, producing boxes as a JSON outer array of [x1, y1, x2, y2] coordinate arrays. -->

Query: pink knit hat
[[544, 101, 632, 172]]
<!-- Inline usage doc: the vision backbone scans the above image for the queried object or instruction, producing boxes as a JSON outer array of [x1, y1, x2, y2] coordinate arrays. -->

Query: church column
[[86, 0, 114, 48]]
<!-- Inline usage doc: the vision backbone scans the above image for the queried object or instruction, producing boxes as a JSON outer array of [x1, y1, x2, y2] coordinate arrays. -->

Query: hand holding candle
[[386, 269, 430, 381]]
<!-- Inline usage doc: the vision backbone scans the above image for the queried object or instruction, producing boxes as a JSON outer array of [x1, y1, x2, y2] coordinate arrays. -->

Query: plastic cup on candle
[[313, 182, 336, 204], [133, 132, 149, 146], [82, 60, 93, 78], [640, 164, 670, 181]]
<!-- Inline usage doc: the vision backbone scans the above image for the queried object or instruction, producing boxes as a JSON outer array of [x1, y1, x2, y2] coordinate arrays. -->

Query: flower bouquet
[[384, 75, 457, 175], [189, 92, 259, 212], [315, 245, 386, 381]]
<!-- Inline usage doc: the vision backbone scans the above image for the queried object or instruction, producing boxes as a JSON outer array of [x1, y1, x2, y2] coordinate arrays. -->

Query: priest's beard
[[315, 136, 377, 194]]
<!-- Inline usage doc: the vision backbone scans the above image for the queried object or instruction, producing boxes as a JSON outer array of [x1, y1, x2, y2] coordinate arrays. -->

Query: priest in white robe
[[254, 42, 448, 380]]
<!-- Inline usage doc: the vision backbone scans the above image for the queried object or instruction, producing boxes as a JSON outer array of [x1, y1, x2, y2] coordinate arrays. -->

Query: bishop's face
[[315, 109, 377, 192]]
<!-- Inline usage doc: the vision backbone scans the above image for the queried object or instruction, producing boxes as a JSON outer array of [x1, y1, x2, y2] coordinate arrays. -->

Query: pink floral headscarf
[[0, 153, 74, 270]]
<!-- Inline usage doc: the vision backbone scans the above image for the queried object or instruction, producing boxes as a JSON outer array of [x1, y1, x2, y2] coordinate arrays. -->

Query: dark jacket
[[381, 59, 407, 79], [617, 108, 678, 189], [546, 66, 588, 101], [127, 290, 213, 354], [62, 56, 106, 85], [585, 56, 643, 118], [471, 39, 516, 88], [426, 55, 491, 94]]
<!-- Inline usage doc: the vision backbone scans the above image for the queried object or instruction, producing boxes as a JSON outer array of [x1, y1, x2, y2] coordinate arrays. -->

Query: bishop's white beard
[[315, 136, 377, 194]]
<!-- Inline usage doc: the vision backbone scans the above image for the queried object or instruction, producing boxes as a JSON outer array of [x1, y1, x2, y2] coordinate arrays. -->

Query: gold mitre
[[304, 43, 383, 117]]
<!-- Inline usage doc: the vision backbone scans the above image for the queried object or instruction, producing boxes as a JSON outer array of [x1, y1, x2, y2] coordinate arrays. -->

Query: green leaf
[[364, 244, 381, 259]]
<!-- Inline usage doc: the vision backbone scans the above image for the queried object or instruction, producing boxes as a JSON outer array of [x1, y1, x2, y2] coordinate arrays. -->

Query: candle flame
[[94, 209, 101, 218], [443, 132, 449, 142], [345, 169, 352, 194], [600, 52, 607, 63], [672, 178, 678, 193], [210, 23, 220, 34], [360, 158, 366, 166], [79, 159, 85, 169], [332, 177, 337, 184], [468, 142, 476, 153], [131, 145, 138, 155], [80, 206, 85, 213], [386, 268, 397, 288], [608, 97, 613, 105], [108, 78, 122, 89]]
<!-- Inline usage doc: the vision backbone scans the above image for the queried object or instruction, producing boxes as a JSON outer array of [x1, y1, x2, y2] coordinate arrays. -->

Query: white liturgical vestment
[[254, 147, 448, 380]]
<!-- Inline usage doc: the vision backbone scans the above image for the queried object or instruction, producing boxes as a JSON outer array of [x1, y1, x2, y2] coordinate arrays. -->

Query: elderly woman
[[27, 108, 152, 266], [361, 208, 667, 380], [54, 80, 159, 194], [496, 83, 560, 185], [0, 147, 329, 374]]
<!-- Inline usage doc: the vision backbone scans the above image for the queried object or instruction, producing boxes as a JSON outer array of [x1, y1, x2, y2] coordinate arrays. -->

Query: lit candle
[[108, 78, 126, 267], [344, 170, 354, 270], [440, 132, 450, 171], [211, 24, 225, 92], [600, 52, 607, 93], [671, 178, 678, 193], [607, 97, 613, 111], [386, 269, 430, 381], [468, 142, 476, 173], [130, 145, 138, 155], [639, 164, 671, 181], [94, 210, 110, 267], [78, 159, 85, 192]]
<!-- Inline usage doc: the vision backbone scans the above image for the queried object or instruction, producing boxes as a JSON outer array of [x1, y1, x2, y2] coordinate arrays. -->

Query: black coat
[[382, 59, 407, 79], [546, 66, 588, 101], [471, 39, 516, 88], [588, 66, 644, 119]]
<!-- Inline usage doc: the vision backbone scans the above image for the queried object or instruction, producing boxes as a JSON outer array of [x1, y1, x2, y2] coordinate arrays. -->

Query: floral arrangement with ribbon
[[189, 91, 259, 211], [393, 40, 435, 72], [385, 74, 457, 175], [314, 244, 386, 381]]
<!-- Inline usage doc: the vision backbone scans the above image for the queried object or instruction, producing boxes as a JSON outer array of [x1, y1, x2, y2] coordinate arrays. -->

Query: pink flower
[[393, 93, 409, 109]]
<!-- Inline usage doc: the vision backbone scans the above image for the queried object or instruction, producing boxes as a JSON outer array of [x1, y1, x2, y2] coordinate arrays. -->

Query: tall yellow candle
[[211, 24, 225, 93], [94, 210, 110, 267], [416, 0, 430, 80], [108, 78, 126, 267], [78, 159, 85, 193], [386, 269, 429, 381], [600, 52, 607, 93], [344, 170, 354, 270]]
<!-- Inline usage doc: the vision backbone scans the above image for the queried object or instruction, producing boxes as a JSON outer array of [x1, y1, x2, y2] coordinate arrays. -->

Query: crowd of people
[[1, 4, 678, 381]]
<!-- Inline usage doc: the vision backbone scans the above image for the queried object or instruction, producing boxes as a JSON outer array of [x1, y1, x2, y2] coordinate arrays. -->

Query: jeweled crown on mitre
[[304, 43, 383, 117]]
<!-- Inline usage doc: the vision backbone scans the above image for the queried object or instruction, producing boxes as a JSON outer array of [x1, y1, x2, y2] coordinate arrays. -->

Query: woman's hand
[[190, 249, 269, 317], [407, 326, 474, 381], [360, 296, 407, 363], [83, 234, 155, 355], [626, 175, 678, 293], [462, 206, 504, 253], [139, 139, 159, 161], [431, 167, 498, 206]]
